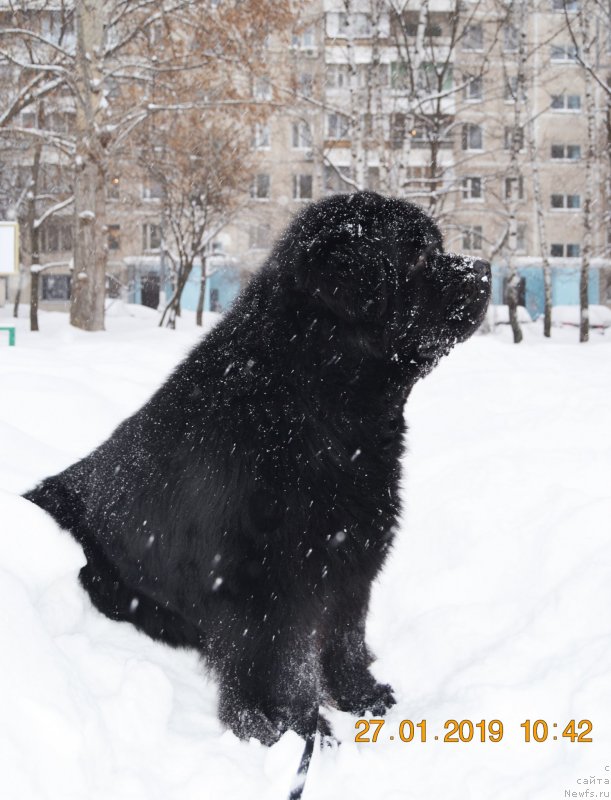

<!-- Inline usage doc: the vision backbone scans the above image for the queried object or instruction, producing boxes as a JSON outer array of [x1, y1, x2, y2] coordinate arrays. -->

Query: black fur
[[24, 192, 490, 744]]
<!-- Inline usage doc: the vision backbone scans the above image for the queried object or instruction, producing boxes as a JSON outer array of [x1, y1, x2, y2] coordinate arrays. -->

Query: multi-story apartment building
[[1, 0, 609, 318], [237, 0, 610, 318]]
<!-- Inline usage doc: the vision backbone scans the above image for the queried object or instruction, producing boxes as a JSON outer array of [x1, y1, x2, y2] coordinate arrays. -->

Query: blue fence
[[491, 264, 601, 319]]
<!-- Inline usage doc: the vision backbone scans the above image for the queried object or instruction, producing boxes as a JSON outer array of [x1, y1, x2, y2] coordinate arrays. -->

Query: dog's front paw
[[334, 681, 396, 717], [219, 698, 282, 746]]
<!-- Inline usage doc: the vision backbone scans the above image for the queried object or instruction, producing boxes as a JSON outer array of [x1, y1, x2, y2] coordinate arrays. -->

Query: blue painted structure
[[491, 263, 601, 319], [128, 255, 242, 314], [165, 261, 242, 314]]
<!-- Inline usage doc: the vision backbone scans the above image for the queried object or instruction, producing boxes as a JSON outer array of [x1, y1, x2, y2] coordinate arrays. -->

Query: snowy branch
[[0, 126, 74, 154], [0, 27, 75, 58], [34, 196, 75, 230]]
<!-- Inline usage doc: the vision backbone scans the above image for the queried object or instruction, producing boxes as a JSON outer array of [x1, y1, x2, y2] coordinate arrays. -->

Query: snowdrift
[[1, 308, 611, 799]]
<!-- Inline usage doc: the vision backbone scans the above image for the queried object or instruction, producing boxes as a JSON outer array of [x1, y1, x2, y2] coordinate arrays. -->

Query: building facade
[[1, 0, 609, 318]]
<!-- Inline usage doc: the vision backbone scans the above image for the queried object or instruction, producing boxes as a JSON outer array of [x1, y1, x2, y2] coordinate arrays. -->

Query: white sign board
[[0, 222, 19, 275]]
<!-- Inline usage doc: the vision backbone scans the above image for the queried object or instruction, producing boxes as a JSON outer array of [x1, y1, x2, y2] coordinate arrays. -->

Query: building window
[[47, 111, 76, 133], [464, 74, 483, 101], [249, 223, 271, 249], [291, 26, 315, 48], [297, 72, 313, 98], [142, 179, 163, 200], [146, 20, 163, 46], [423, 21, 442, 37], [108, 176, 120, 200], [551, 193, 581, 209], [504, 75, 523, 102], [416, 62, 453, 93], [462, 226, 483, 250], [254, 76, 272, 100], [293, 174, 313, 200], [251, 173, 270, 200], [41, 274, 71, 300], [406, 165, 431, 191], [324, 165, 351, 194], [550, 44, 579, 62], [20, 110, 37, 128], [550, 94, 581, 110], [332, 12, 373, 38], [551, 0, 579, 9], [389, 113, 406, 149], [462, 176, 483, 200], [291, 120, 312, 149], [142, 223, 162, 251], [461, 123, 482, 150], [504, 176, 524, 200], [410, 124, 430, 145], [39, 220, 73, 253], [390, 62, 409, 91], [367, 166, 380, 192], [325, 64, 350, 89], [374, 63, 389, 86], [551, 243, 581, 257], [550, 144, 581, 160], [462, 24, 483, 51], [326, 112, 350, 140], [108, 224, 120, 251], [504, 126, 524, 150], [503, 25, 519, 52], [517, 223, 527, 252], [362, 112, 374, 139], [252, 124, 270, 150]]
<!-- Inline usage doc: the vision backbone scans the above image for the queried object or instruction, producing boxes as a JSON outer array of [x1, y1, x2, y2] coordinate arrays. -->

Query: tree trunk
[[579, 6, 595, 343], [30, 270, 40, 331], [70, 0, 107, 332], [505, 0, 527, 344], [24, 136, 43, 330], [196, 255, 207, 326], [71, 157, 107, 331], [12, 272, 22, 318], [30, 144, 43, 331], [159, 260, 193, 328], [524, 66, 552, 337], [543, 264, 552, 337], [507, 213, 523, 344]]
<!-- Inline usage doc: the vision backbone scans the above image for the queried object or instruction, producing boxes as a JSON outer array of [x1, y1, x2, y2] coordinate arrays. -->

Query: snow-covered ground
[[1, 306, 610, 800]]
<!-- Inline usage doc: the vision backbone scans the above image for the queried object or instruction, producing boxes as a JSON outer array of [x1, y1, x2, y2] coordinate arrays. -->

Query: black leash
[[287, 708, 319, 800]]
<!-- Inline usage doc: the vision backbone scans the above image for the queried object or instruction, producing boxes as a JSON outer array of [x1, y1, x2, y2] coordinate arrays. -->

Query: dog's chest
[[282, 412, 402, 561]]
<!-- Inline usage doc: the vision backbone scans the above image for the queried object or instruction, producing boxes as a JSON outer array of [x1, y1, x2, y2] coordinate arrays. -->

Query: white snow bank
[[1, 305, 611, 800], [488, 304, 532, 324], [0, 490, 305, 800], [552, 304, 611, 328]]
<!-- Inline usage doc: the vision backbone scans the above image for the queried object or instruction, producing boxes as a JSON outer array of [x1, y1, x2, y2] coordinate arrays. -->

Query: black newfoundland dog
[[25, 191, 490, 747]]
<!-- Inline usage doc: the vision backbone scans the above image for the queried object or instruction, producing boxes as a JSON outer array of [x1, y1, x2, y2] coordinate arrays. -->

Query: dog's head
[[275, 191, 490, 377]]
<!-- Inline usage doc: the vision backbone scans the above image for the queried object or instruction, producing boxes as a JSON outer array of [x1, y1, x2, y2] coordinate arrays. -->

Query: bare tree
[[135, 111, 252, 329], [0, 94, 74, 330], [562, 0, 608, 342], [498, 0, 529, 344], [577, 3, 596, 342], [0, 0, 291, 331]]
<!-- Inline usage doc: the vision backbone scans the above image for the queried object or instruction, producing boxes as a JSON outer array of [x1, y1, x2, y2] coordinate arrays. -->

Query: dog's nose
[[472, 259, 490, 275]]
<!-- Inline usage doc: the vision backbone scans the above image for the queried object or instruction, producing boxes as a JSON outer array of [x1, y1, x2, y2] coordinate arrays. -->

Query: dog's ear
[[293, 220, 391, 323]]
